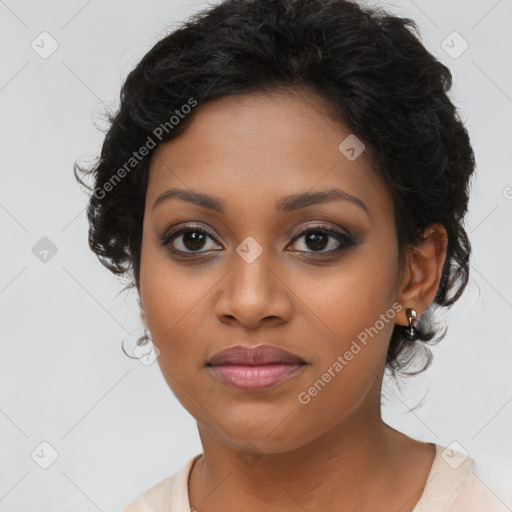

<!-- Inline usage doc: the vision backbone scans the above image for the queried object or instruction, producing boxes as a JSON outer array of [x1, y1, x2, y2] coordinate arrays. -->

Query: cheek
[[138, 232, 220, 385], [267, 260, 398, 446], [139, 241, 215, 415], [287, 238, 399, 396], [293, 239, 399, 348]]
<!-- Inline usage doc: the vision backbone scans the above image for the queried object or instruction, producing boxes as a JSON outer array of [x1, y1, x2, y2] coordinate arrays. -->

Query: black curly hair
[[74, 0, 476, 378]]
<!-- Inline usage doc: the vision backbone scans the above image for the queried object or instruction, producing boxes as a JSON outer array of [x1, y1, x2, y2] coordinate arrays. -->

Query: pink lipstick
[[207, 344, 306, 391]]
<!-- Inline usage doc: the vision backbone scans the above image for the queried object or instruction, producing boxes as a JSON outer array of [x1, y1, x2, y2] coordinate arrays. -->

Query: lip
[[207, 344, 306, 392], [208, 344, 305, 366]]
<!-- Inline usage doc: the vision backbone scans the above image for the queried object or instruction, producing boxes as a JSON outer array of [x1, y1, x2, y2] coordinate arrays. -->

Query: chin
[[206, 410, 320, 455]]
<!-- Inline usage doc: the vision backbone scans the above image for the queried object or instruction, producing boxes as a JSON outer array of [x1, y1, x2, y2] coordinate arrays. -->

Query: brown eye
[[288, 226, 356, 255], [162, 225, 222, 255], [302, 232, 330, 251]]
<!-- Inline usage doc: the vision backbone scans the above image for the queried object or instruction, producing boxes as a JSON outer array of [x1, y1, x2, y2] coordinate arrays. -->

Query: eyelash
[[160, 223, 357, 259]]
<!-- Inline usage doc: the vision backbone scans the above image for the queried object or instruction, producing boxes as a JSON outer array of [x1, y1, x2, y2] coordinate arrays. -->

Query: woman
[[75, 0, 508, 510]]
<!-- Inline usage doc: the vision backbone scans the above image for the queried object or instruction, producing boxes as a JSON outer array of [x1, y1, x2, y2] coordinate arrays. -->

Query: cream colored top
[[121, 444, 509, 511]]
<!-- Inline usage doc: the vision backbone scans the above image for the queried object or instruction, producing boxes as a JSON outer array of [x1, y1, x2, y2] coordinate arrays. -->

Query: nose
[[213, 249, 293, 329]]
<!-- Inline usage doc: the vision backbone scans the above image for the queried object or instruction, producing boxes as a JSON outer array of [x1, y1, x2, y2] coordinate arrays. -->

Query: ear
[[395, 223, 448, 326], [135, 276, 149, 329], [138, 295, 149, 330]]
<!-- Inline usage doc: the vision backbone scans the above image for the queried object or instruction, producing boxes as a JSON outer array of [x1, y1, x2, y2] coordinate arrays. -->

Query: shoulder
[[120, 454, 201, 512], [121, 474, 175, 512], [450, 465, 510, 511], [414, 443, 510, 512]]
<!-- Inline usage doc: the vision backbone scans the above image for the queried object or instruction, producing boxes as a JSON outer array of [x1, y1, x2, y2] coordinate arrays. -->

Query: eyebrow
[[152, 187, 370, 217]]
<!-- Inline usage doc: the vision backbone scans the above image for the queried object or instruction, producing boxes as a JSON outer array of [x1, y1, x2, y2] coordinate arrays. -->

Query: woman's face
[[138, 89, 406, 453]]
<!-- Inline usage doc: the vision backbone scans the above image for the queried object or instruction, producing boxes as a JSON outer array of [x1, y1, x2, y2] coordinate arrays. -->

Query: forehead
[[147, 90, 394, 223]]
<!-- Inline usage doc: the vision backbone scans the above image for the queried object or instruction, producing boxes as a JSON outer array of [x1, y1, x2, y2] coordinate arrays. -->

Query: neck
[[189, 412, 433, 512]]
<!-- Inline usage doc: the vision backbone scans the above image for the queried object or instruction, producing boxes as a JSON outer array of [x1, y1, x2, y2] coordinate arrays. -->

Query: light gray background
[[1, 0, 511, 510]]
